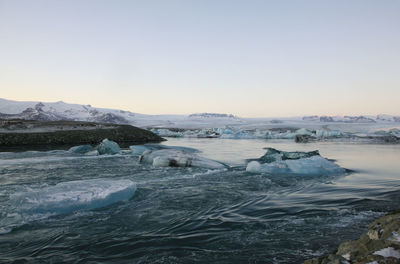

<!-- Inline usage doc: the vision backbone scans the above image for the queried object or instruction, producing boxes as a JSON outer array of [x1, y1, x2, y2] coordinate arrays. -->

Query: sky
[[0, 0, 399, 117]]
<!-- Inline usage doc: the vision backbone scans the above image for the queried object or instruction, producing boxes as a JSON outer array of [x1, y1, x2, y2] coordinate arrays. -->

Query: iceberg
[[139, 149, 226, 169], [10, 179, 136, 216], [246, 148, 346, 175], [150, 128, 184, 137], [252, 148, 321, 163], [97, 139, 121, 155], [68, 144, 94, 154]]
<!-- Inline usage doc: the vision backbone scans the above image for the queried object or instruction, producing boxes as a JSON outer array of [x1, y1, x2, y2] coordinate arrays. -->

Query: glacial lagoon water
[[0, 138, 400, 263]]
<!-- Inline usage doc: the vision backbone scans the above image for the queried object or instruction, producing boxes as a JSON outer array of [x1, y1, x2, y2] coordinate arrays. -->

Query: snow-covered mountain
[[0, 98, 135, 124], [188, 113, 238, 119], [0, 98, 242, 128], [1, 98, 399, 130]]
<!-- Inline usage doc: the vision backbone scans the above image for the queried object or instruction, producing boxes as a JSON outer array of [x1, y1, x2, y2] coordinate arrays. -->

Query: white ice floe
[[10, 179, 136, 216], [246, 161, 262, 173], [246, 156, 345, 175], [373, 247, 400, 259], [342, 253, 350, 260], [246, 148, 346, 175], [139, 149, 225, 169]]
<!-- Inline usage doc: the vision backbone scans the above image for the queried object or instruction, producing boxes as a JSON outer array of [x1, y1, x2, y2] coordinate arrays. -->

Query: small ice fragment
[[388, 231, 400, 242], [246, 161, 261, 173], [152, 156, 171, 167], [68, 145, 94, 154], [85, 150, 99, 156], [342, 253, 350, 260], [130, 145, 153, 155], [373, 247, 400, 259]]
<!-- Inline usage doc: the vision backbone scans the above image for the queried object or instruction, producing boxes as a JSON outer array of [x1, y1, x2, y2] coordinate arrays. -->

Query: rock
[[304, 211, 400, 263], [0, 120, 164, 151], [295, 134, 314, 143], [380, 136, 400, 143]]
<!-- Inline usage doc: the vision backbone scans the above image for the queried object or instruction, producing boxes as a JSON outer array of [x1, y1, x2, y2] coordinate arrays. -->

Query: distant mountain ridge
[[302, 115, 400, 123], [1, 99, 399, 128], [0, 98, 242, 128], [188, 113, 238, 119], [0, 99, 135, 124]]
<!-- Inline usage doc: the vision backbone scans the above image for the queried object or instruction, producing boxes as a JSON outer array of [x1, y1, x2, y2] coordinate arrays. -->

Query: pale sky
[[0, 0, 399, 117]]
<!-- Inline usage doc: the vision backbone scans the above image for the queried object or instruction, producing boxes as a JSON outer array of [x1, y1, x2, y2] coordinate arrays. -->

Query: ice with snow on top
[[139, 149, 225, 169], [9, 179, 136, 216], [373, 247, 400, 259], [246, 148, 345, 175]]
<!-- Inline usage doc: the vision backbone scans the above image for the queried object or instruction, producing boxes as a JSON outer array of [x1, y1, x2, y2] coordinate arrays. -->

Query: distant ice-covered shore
[[1, 98, 399, 143]]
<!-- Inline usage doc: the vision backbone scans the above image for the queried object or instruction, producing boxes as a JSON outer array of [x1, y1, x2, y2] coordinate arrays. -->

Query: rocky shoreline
[[0, 119, 164, 151], [305, 211, 400, 264]]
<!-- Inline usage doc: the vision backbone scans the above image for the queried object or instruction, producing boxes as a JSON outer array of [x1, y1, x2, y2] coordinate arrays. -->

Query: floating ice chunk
[[247, 156, 345, 175], [10, 179, 136, 216], [152, 156, 172, 167], [151, 128, 184, 137], [373, 247, 400, 259], [253, 148, 320, 163], [246, 148, 346, 175], [139, 149, 225, 169], [295, 128, 313, 136], [246, 161, 261, 173], [266, 130, 297, 139], [316, 129, 342, 138], [68, 145, 94, 154], [130, 144, 199, 155], [130, 145, 155, 155], [85, 150, 99, 156], [97, 139, 121, 155]]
